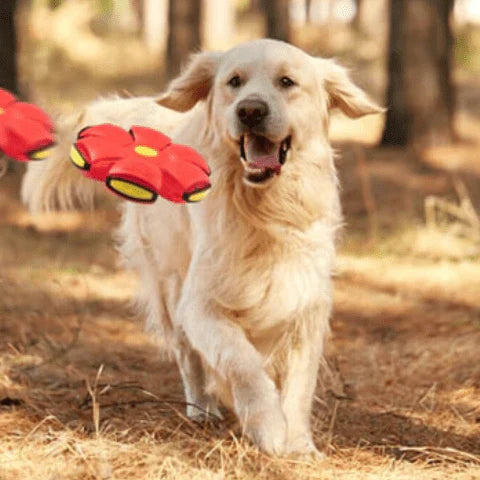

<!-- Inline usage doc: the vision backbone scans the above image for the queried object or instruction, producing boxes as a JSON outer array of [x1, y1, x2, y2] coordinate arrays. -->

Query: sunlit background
[[0, 1, 480, 479]]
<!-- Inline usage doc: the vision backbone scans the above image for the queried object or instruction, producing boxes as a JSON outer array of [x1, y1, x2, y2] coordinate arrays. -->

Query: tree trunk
[[166, 0, 202, 80], [352, 0, 362, 30], [132, 0, 145, 27], [48, 0, 62, 9], [0, 0, 18, 94], [143, 0, 168, 53], [305, 0, 312, 23], [381, 0, 455, 148], [202, 0, 235, 50], [263, 0, 290, 42], [352, 0, 388, 39]]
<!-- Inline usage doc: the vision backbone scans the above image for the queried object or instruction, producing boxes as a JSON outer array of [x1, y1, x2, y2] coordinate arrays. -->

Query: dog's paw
[[285, 435, 326, 461], [286, 433, 327, 461], [188, 411, 224, 428], [244, 408, 288, 456], [186, 400, 223, 425], [289, 449, 327, 462]]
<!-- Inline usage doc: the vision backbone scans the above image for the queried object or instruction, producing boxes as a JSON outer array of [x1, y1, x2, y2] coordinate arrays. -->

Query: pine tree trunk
[[382, 0, 455, 148], [48, 0, 62, 10], [202, 0, 235, 49], [143, 0, 168, 54], [381, 0, 407, 145], [305, 0, 312, 23], [166, 0, 202, 80], [352, 0, 363, 31], [263, 0, 290, 42], [353, 0, 387, 37], [0, 0, 18, 94]]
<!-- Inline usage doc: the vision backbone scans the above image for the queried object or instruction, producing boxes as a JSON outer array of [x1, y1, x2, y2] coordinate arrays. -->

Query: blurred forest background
[[1, 1, 480, 479]]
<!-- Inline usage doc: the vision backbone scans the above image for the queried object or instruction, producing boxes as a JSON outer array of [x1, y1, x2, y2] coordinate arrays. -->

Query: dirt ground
[[1, 4, 480, 479]]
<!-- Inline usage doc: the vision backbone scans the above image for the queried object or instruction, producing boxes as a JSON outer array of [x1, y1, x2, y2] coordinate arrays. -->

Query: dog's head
[[157, 39, 383, 189]]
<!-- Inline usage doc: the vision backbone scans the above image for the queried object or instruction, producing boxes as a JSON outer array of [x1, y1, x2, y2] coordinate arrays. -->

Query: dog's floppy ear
[[156, 51, 222, 112], [318, 59, 384, 118]]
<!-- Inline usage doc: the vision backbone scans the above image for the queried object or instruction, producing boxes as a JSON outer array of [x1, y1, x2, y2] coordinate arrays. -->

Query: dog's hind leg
[[173, 335, 222, 422], [163, 275, 222, 422], [118, 205, 220, 421]]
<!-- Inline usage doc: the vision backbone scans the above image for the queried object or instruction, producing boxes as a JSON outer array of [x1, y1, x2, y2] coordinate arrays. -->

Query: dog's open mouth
[[239, 134, 291, 185]]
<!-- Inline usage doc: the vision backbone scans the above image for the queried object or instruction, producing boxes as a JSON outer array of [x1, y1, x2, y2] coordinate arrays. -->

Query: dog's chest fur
[[193, 196, 336, 333]]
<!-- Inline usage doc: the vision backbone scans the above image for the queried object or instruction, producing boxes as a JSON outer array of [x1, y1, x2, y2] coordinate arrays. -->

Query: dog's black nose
[[236, 99, 269, 128]]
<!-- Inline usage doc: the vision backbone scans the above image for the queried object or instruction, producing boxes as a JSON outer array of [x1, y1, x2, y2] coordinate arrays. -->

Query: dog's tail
[[21, 110, 101, 213]]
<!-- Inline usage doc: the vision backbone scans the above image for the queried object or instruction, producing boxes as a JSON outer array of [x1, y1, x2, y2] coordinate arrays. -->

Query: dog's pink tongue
[[246, 136, 282, 175], [250, 154, 282, 174]]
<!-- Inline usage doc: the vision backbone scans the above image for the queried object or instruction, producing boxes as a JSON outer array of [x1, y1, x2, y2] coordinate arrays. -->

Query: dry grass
[[2, 157, 480, 479], [1, 4, 480, 479]]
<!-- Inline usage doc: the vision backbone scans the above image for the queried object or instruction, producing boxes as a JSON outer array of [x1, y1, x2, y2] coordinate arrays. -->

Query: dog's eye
[[280, 76, 296, 88], [227, 75, 242, 88]]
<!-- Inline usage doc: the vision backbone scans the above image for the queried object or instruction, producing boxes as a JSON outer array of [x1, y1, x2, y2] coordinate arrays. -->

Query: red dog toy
[[70, 124, 211, 204], [0, 88, 55, 162]]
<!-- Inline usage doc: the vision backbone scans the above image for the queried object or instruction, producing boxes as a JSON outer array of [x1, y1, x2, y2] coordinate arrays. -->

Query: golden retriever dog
[[22, 39, 382, 456]]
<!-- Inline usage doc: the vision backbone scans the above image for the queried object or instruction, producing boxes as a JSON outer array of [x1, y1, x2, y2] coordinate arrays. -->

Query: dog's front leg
[[280, 305, 330, 458], [176, 283, 287, 455]]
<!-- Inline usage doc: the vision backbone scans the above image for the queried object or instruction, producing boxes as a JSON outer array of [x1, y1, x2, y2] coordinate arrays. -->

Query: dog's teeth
[[244, 165, 263, 174]]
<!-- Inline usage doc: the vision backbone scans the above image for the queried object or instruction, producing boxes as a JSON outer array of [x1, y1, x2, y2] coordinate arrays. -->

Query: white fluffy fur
[[22, 39, 382, 456]]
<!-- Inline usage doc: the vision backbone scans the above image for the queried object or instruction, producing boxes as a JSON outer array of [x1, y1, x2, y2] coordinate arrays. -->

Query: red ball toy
[[70, 124, 211, 204], [0, 88, 55, 162]]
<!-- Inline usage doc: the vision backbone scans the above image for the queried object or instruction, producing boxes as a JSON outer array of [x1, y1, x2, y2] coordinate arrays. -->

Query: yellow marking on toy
[[186, 187, 211, 203], [0, 107, 4, 115], [109, 179, 155, 201], [30, 147, 53, 160], [70, 145, 86, 169], [134, 145, 158, 157]]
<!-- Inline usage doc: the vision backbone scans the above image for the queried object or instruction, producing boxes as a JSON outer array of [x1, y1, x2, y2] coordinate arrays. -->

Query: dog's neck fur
[[177, 104, 341, 245]]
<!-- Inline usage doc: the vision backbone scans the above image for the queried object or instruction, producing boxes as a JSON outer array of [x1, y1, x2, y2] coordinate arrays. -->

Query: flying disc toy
[[0, 88, 55, 162], [70, 124, 211, 204]]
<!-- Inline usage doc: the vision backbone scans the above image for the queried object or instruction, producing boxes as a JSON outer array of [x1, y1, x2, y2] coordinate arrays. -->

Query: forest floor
[[1, 4, 480, 479]]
